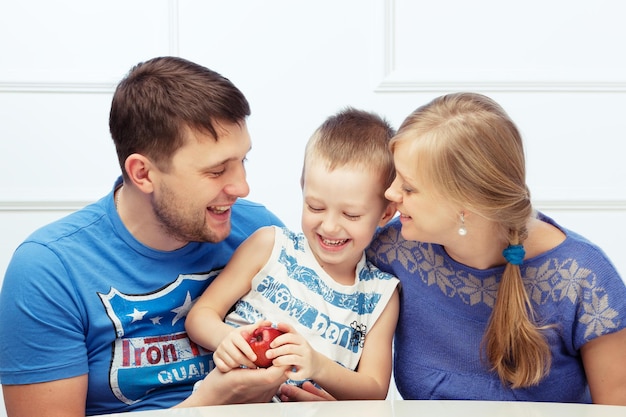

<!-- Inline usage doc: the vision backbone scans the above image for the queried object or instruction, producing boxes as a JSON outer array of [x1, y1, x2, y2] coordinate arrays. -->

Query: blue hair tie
[[502, 244, 525, 265]]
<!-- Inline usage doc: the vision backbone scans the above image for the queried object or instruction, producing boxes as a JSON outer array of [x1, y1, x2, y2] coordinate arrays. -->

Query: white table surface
[[99, 400, 626, 417]]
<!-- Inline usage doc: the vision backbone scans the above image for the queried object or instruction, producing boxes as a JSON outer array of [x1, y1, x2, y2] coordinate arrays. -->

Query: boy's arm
[[185, 226, 275, 351], [317, 288, 400, 399]]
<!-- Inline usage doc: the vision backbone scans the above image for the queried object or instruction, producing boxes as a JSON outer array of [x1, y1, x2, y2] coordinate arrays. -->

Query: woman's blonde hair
[[392, 92, 550, 388]]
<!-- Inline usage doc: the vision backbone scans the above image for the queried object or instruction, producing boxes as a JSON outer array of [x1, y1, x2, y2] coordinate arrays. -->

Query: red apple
[[247, 326, 284, 368]]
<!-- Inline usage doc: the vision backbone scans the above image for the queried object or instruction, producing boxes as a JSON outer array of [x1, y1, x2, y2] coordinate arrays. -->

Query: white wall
[[1, 0, 626, 414]]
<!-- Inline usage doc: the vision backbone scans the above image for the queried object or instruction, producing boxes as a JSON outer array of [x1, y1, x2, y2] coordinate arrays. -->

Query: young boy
[[185, 108, 400, 400]]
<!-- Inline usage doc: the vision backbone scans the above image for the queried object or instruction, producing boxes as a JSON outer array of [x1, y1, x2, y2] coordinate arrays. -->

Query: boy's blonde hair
[[301, 107, 396, 198], [393, 92, 550, 388]]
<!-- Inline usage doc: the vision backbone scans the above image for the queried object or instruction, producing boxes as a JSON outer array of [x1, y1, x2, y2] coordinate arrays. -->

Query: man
[[0, 56, 287, 416]]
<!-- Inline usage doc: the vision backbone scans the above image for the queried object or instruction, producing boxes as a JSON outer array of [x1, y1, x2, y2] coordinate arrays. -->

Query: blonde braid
[[483, 228, 552, 388]]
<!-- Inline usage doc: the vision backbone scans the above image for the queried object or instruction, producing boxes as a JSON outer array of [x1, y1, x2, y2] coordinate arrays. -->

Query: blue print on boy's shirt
[[278, 247, 382, 314], [252, 274, 359, 353]]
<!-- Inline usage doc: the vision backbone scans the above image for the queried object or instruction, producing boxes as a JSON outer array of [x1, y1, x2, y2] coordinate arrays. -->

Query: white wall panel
[[485, 92, 626, 201], [0, 92, 118, 201], [375, 0, 626, 91], [0, 0, 174, 85]]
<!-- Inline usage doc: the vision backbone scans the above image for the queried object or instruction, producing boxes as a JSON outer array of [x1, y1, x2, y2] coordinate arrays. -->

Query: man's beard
[[152, 185, 228, 244]]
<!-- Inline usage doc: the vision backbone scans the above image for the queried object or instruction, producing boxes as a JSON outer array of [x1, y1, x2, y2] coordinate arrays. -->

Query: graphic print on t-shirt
[[99, 272, 218, 404]]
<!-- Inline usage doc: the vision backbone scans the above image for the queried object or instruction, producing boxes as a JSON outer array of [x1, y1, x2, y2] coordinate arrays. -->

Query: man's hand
[[213, 322, 263, 372], [176, 364, 289, 408]]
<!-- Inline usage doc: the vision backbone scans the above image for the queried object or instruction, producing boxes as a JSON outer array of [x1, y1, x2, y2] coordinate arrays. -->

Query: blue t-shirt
[[0, 178, 283, 415], [366, 213, 626, 403]]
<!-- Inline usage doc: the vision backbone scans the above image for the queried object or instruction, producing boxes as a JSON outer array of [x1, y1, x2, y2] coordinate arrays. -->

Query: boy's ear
[[378, 202, 397, 227], [124, 153, 156, 194]]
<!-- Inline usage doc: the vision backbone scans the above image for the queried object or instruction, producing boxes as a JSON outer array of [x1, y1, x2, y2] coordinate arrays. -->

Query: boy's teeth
[[322, 238, 348, 246], [211, 206, 229, 214]]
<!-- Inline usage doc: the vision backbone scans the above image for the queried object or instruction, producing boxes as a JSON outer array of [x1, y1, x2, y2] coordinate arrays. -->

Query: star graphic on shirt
[[171, 291, 193, 326], [127, 308, 148, 323], [150, 316, 163, 325]]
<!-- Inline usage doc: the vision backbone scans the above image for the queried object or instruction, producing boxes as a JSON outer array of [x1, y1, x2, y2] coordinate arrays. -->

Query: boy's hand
[[266, 322, 324, 381], [213, 321, 272, 372]]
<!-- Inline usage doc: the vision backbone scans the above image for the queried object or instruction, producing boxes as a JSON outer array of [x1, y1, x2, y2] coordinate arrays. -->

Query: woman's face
[[384, 139, 459, 244]]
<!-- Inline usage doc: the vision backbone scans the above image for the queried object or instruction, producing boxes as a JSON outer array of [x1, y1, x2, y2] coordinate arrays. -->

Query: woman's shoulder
[[366, 217, 438, 271], [532, 212, 617, 270], [369, 217, 404, 246], [524, 215, 566, 259]]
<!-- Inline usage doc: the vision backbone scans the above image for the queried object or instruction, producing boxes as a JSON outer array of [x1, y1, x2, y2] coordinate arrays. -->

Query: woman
[[364, 92, 626, 404]]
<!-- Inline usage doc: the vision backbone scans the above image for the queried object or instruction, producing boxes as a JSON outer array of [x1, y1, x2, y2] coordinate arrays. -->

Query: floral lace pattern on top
[[367, 225, 621, 339]]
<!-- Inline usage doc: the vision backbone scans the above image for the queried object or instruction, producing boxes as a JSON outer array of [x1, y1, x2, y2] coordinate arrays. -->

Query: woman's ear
[[124, 153, 156, 194], [378, 201, 398, 227]]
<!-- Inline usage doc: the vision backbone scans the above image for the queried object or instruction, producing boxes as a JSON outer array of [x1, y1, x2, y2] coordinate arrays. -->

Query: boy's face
[[148, 122, 251, 245], [301, 159, 392, 283]]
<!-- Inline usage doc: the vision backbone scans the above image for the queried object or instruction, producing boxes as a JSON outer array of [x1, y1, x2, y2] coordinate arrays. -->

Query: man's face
[[150, 122, 251, 245]]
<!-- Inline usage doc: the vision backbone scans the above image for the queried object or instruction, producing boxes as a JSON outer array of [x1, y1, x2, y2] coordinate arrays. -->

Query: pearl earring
[[458, 212, 467, 236]]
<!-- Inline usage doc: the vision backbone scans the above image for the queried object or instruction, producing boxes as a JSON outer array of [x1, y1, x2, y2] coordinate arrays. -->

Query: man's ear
[[124, 153, 156, 194], [378, 201, 397, 227]]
